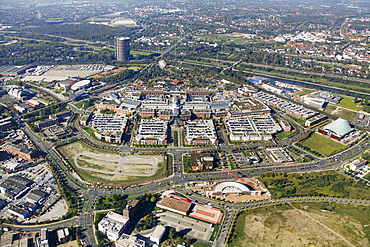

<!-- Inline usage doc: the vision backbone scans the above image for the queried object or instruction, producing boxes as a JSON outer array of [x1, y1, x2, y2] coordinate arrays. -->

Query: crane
[[225, 169, 253, 188]]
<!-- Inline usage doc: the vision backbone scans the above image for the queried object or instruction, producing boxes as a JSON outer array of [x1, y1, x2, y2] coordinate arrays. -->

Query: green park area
[[294, 88, 313, 96], [299, 133, 347, 157], [274, 131, 294, 140], [57, 141, 169, 186], [258, 171, 370, 199], [338, 95, 364, 111], [228, 202, 370, 247]]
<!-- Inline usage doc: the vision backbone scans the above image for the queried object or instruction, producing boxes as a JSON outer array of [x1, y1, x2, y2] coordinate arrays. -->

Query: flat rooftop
[[189, 204, 223, 224], [157, 197, 191, 214]]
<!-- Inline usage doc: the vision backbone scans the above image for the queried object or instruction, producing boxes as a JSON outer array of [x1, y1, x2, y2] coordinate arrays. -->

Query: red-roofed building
[[157, 193, 223, 224]]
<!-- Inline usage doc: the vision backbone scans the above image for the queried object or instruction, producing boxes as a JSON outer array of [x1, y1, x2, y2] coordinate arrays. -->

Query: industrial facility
[[115, 37, 131, 61]]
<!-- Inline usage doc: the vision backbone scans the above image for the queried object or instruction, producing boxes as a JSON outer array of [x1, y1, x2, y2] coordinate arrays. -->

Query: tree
[[184, 238, 192, 245], [354, 93, 359, 103], [168, 227, 178, 239]]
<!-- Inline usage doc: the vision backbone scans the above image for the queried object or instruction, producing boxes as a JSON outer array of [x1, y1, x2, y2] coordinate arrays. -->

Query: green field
[[259, 170, 370, 199], [294, 88, 313, 96], [288, 115, 306, 126], [274, 131, 294, 140], [338, 95, 364, 111], [228, 202, 370, 247], [183, 155, 192, 173], [295, 156, 312, 163], [300, 133, 347, 156], [83, 126, 95, 135]]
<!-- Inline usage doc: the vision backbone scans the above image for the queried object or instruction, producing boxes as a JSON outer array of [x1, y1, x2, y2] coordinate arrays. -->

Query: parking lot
[[37, 199, 68, 222]]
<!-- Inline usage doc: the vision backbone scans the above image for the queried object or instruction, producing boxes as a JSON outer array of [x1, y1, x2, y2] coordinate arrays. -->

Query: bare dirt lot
[[74, 151, 161, 176], [229, 203, 369, 247], [58, 141, 166, 184]]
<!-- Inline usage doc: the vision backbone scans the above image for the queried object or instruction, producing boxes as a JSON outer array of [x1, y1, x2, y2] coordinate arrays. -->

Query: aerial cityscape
[[0, 0, 370, 246]]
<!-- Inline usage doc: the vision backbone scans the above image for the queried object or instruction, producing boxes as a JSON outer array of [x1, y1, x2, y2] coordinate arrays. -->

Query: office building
[[150, 225, 166, 245], [98, 211, 130, 241], [115, 233, 145, 247]]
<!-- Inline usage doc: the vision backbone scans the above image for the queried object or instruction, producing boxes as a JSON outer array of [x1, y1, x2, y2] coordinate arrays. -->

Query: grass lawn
[[294, 88, 313, 96], [210, 224, 220, 242], [364, 172, 370, 181], [338, 95, 364, 111], [174, 131, 179, 147], [73, 100, 91, 109], [287, 115, 306, 126], [300, 133, 347, 157], [295, 156, 312, 163], [183, 155, 192, 173], [83, 126, 95, 135], [274, 131, 294, 140]]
